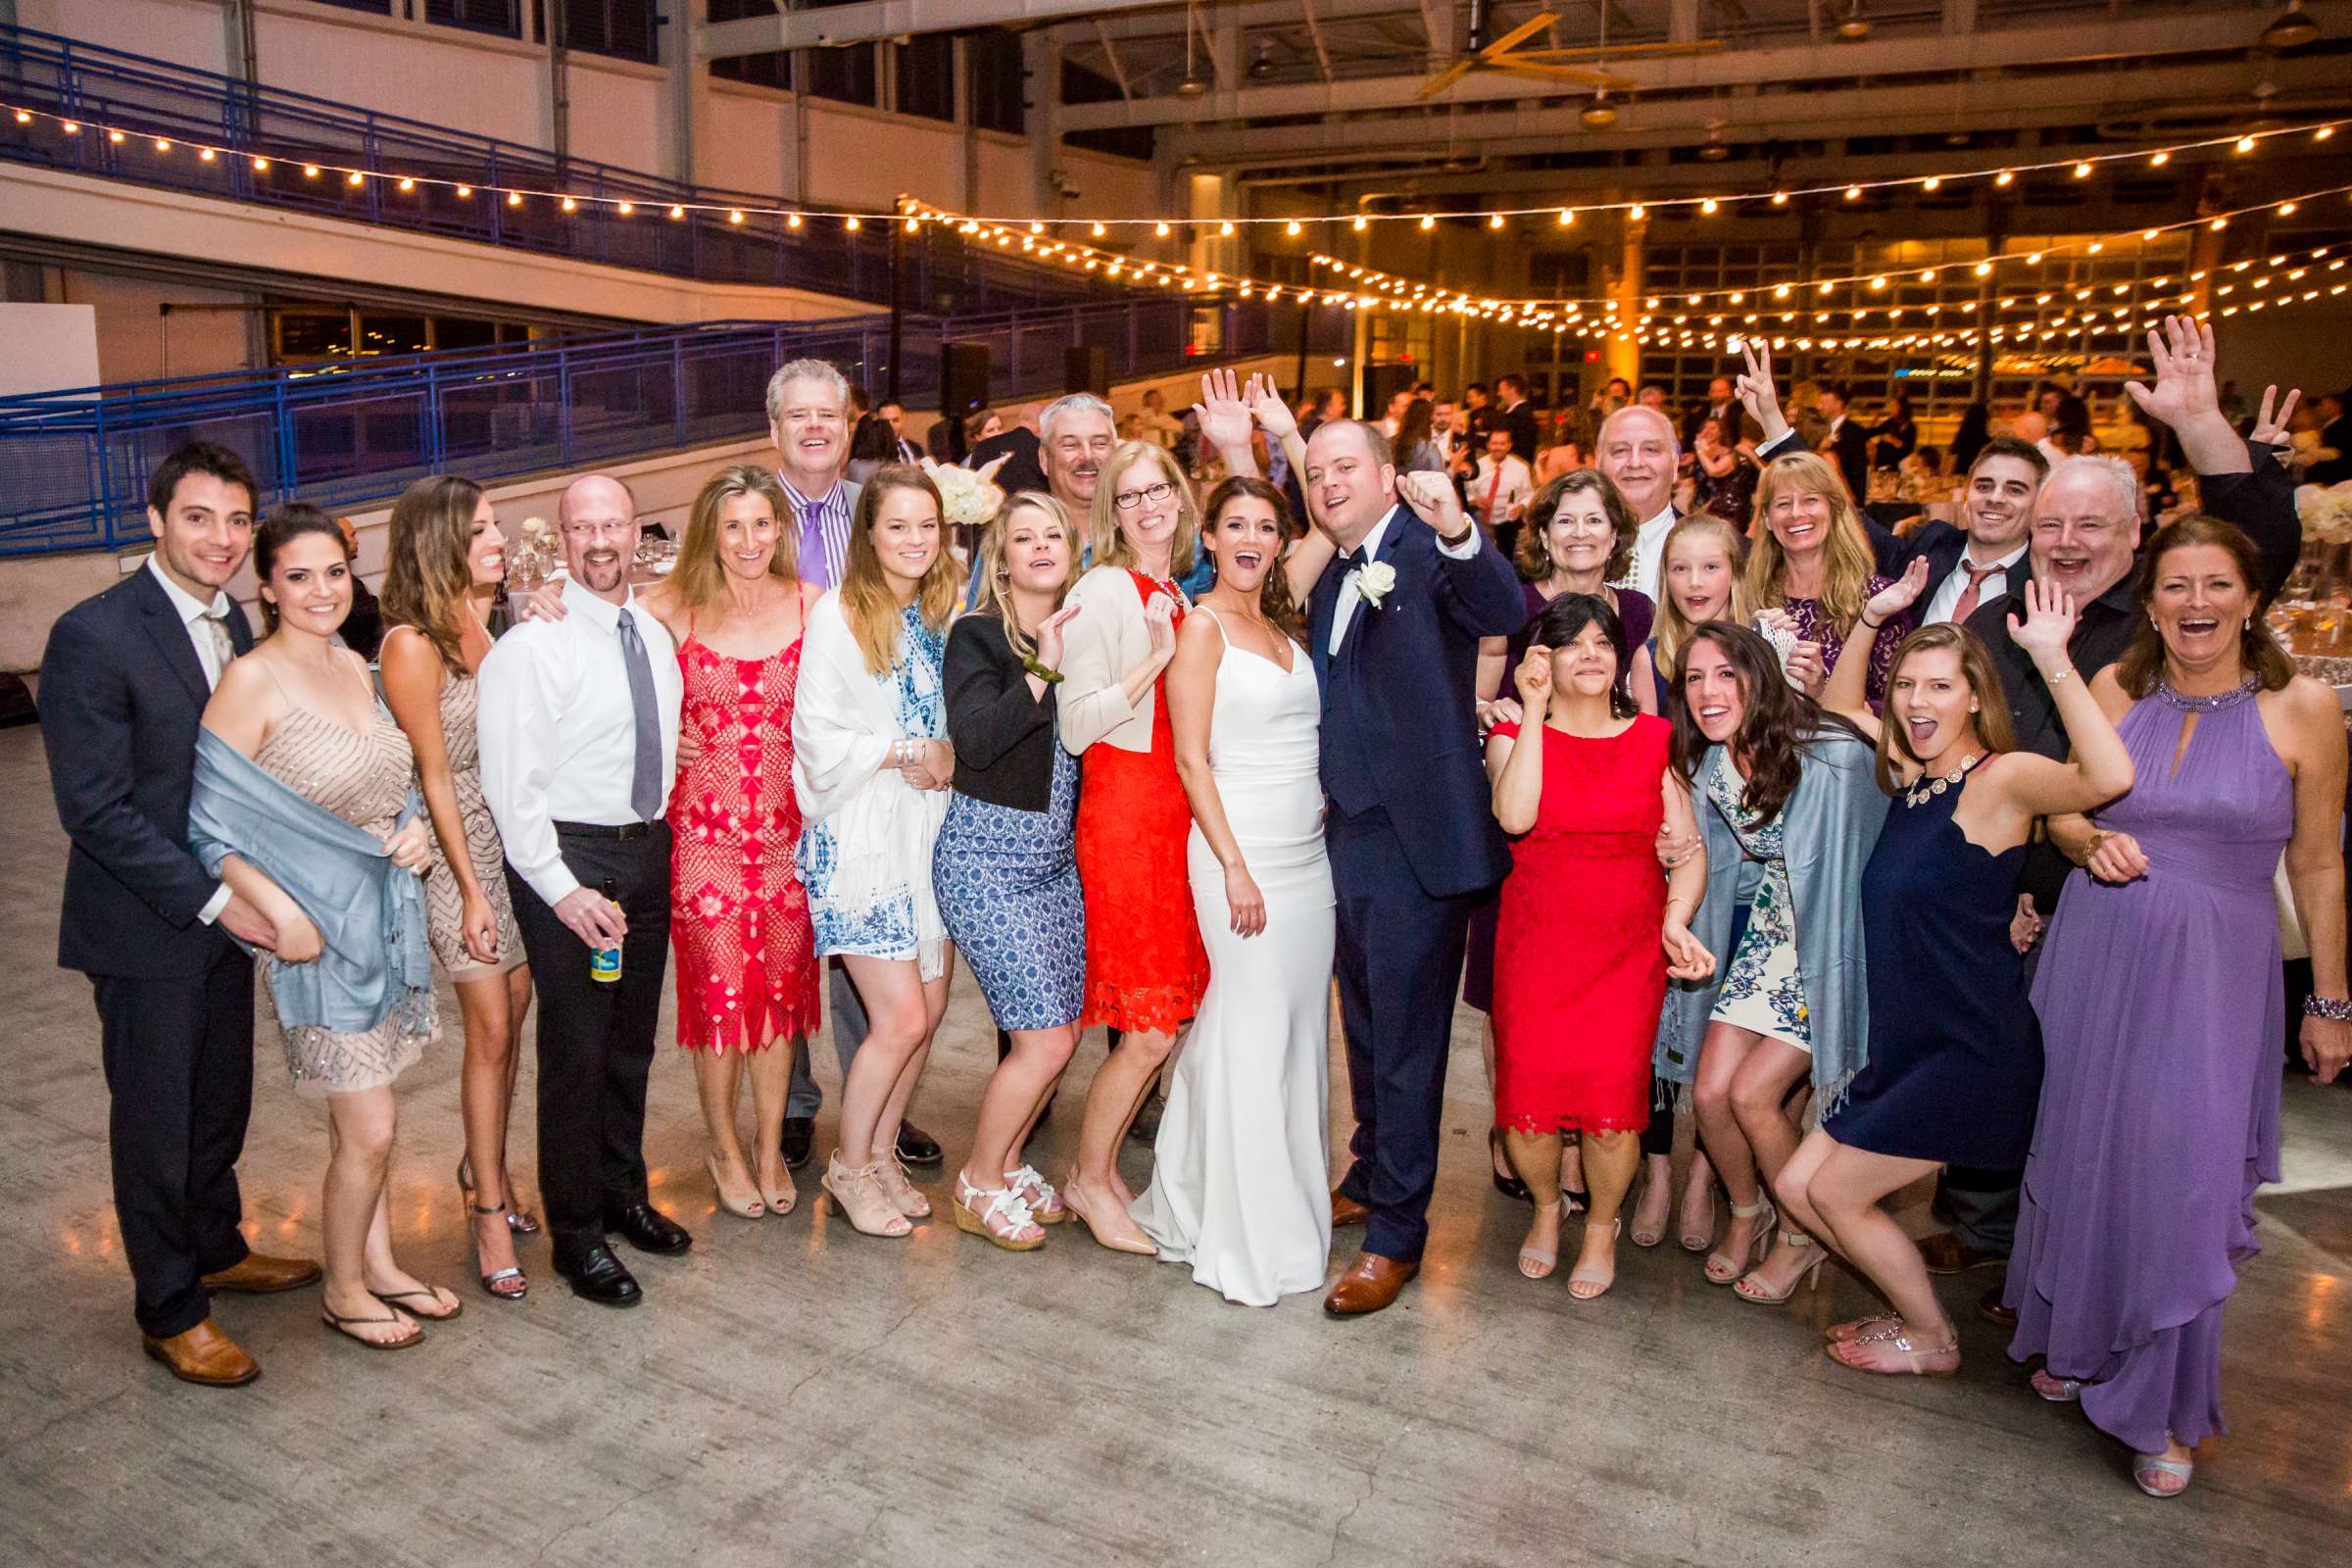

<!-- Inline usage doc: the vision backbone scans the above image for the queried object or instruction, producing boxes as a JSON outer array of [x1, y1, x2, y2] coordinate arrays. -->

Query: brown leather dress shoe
[[1977, 1284, 2017, 1329], [1917, 1232, 2003, 1276], [1330, 1190, 1370, 1229], [1323, 1251, 1419, 1317], [141, 1318, 260, 1387], [201, 1252, 323, 1295]]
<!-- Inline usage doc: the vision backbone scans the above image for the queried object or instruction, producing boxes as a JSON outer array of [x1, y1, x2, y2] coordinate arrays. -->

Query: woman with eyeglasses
[[1053, 440, 1213, 1253]]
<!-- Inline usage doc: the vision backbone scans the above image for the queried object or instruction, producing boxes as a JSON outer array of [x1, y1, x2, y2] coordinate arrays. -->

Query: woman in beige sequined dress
[[202, 506, 454, 1350], [381, 476, 537, 1301]]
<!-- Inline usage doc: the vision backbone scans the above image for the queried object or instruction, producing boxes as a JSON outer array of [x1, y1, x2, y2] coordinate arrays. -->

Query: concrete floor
[[4, 721, 2348, 1568]]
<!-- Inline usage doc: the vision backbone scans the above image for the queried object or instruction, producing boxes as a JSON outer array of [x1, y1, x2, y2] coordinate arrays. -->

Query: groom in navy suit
[[1304, 420, 1525, 1316]]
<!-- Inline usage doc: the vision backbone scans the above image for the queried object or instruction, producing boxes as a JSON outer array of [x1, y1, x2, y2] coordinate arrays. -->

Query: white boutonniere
[[1353, 560, 1397, 608]]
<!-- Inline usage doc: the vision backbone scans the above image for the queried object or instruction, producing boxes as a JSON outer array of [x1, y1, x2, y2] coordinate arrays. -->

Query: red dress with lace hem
[[1074, 570, 1209, 1035], [670, 626, 822, 1053], [1491, 714, 1671, 1134]]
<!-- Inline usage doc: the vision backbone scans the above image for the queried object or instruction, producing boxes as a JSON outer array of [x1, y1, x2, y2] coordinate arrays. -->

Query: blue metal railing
[[0, 297, 1341, 556], [0, 23, 1097, 314]]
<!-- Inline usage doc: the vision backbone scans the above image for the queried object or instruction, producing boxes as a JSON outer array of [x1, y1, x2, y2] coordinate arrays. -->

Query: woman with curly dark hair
[[1655, 622, 1887, 1304]]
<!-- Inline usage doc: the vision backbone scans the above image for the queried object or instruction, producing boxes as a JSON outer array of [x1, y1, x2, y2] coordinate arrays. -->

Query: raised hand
[[2250, 384, 2302, 448], [1866, 557, 1931, 627], [1244, 373, 1298, 441], [1731, 336, 1790, 445], [2124, 316, 2221, 432], [2005, 576, 2079, 670], [1511, 644, 1553, 713], [1194, 367, 1254, 453], [1397, 469, 1470, 537], [1034, 603, 1081, 671], [516, 581, 569, 622], [1784, 640, 1827, 697]]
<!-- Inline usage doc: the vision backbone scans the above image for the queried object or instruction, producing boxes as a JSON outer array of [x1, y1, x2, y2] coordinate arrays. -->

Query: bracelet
[[2079, 829, 2110, 865], [1020, 654, 1065, 685], [2305, 996, 2352, 1021], [1859, 614, 1884, 631], [1664, 896, 1693, 918], [2045, 664, 2078, 686]]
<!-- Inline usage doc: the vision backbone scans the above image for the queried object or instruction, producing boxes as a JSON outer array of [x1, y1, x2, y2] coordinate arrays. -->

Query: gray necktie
[[616, 608, 663, 822], [199, 607, 233, 687]]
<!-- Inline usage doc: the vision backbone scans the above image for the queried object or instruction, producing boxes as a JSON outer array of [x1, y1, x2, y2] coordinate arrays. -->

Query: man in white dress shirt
[[1597, 405, 1683, 599], [479, 474, 689, 1307]]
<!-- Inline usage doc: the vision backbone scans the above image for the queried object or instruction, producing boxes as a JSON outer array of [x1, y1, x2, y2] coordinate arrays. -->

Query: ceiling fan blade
[[1477, 12, 1560, 63], [1510, 39, 1728, 61], [1415, 56, 1481, 99], [1489, 61, 1639, 91]]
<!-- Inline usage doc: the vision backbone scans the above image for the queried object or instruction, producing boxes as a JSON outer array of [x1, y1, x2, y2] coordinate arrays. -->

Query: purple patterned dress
[[2005, 679, 2292, 1454]]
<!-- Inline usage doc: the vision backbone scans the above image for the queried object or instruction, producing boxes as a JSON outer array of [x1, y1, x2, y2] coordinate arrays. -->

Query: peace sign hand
[[2250, 384, 2302, 448], [1731, 337, 1790, 445]]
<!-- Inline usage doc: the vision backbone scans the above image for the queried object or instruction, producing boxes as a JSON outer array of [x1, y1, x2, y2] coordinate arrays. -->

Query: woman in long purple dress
[[2009, 515, 2349, 1498]]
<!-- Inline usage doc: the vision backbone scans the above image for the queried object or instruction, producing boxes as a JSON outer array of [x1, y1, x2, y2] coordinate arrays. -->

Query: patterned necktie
[[1950, 561, 2005, 623], [616, 608, 664, 822], [198, 607, 234, 688]]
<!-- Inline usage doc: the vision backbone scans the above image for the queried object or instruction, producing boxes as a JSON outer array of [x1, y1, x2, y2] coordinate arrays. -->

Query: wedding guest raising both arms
[[379, 476, 537, 1300], [191, 504, 448, 1349], [39, 443, 321, 1387]]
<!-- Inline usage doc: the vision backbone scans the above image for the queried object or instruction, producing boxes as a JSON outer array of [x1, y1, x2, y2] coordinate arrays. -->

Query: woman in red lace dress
[[1487, 593, 1714, 1302], [655, 467, 822, 1220], [1056, 440, 1208, 1252]]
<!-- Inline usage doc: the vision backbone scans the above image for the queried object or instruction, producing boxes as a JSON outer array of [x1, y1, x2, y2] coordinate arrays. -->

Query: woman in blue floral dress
[[792, 467, 959, 1238]]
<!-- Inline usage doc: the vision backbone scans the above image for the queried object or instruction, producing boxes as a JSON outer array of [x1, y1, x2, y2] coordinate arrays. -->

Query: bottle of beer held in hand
[[591, 876, 622, 984]]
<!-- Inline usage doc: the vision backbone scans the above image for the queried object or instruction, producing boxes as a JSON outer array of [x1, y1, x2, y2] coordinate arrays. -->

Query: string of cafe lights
[[1308, 179, 2352, 317], [5, 97, 2345, 331]]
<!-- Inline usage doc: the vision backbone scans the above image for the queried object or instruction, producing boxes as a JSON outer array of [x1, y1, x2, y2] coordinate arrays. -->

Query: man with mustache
[[479, 474, 689, 1306]]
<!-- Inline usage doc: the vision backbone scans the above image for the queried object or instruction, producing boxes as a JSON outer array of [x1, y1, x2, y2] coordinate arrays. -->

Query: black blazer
[[944, 613, 1061, 812], [40, 565, 255, 977], [1826, 417, 1872, 502]]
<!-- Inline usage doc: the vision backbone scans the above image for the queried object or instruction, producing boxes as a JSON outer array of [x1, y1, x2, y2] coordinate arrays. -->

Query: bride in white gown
[[1131, 475, 1336, 1305]]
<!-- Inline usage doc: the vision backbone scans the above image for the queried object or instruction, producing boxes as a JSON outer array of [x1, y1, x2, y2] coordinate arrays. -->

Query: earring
[[995, 566, 1009, 580]]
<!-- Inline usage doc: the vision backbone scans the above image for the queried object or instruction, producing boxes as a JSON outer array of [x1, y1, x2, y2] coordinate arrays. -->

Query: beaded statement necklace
[[1903, 749, 1984, 808], [2153, 674, 2260, 713]]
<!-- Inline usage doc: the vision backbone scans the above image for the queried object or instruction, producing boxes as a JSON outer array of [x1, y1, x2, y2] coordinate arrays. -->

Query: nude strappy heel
[[819, 1152, 912, 1238], [1518, 1200, 1563, 1281], [1704, 1198, 1774, 1286]]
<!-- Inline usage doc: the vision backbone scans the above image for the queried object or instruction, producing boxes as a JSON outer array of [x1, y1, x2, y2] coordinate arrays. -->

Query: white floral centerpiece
[[921, 459, 1006, 570], [2299, 482, 2352, 545]]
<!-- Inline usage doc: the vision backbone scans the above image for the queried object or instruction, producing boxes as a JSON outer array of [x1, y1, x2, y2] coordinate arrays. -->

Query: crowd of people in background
[[38, 318, 2352, 1506]]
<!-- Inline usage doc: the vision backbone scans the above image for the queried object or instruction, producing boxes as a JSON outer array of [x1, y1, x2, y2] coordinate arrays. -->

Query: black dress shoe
[[894, 1121, 944, 1168], [553, 1244, 642, 1308], [605, 1201, 693, 1255], [780, 1116, 816, 1171]]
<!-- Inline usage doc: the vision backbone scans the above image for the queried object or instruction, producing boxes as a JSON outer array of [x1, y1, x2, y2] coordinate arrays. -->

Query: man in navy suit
[[39, 443, 320, 1387], [1303, 420, 1525, 1316], [1816, 382, 1872, 503]]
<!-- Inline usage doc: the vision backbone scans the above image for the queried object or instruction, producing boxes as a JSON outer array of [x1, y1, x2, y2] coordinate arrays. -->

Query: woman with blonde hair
[[933, 493, 1087, 1249], [663, 465, 823, 1221], [794, 466, 959, 1237], [1745, 451, 1910, 710], [379, 476, 536, 1300], [1054, 437, 1208, 1251]]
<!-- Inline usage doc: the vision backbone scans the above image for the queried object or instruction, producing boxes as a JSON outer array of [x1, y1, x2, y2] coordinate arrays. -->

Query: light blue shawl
[[1653, 727, 1889, 1112], [186, 726, 436, 1039]]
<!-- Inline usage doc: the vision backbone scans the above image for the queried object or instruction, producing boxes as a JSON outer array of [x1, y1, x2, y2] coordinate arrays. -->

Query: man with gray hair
[[1595, 403, 1683, 597], [765, 358, 859, 589], [1932, 318, 2300, 1306], [1039, 392, 1115, 519]]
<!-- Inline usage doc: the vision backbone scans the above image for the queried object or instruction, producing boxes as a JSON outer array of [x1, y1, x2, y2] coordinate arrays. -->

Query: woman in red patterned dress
[[657, 466, 823, 1219], [1056, 440, 1209, 1252]]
